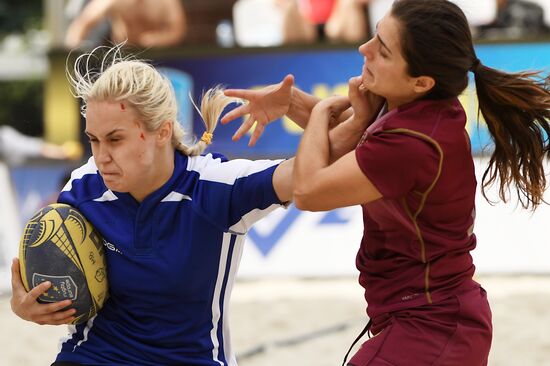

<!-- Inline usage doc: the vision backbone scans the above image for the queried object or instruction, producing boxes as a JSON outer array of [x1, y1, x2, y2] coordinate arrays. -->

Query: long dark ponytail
[[474, 66, 550, 208], [392, 0, 550, 209]]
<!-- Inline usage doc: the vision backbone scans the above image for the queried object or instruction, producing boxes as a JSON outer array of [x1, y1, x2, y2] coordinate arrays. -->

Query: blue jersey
[[55, 151, 285, 365]]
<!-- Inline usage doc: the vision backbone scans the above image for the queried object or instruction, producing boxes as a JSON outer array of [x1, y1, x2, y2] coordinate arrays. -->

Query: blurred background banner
[[158, 41, 550, 157]]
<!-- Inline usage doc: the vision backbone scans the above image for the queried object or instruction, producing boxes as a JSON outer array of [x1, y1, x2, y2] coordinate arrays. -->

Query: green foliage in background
[[0, 80, 44, 136], [0, 1, 42, 37]]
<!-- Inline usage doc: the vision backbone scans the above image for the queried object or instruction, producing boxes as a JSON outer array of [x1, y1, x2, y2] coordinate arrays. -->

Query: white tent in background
[[233, 0, 284, 47], [369, 0, 498, 34]]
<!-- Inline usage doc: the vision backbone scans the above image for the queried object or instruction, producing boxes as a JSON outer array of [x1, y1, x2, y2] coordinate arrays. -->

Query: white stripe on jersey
[[57, 324, 77, 353], [161, 191, 192, 202], [57, 315, 97, 353], [93, 190, 118, 202], [221, 235, 245, 366], [210, 233, 232, 366], [73, 315, 97, 351], [62, 157, 98, 192], [228, 203, 282, 235], [187, 154, 282, 185]]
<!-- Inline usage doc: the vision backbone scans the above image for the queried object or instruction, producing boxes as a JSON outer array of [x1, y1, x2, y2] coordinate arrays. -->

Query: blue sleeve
[[57, 157, 108, 207], [187, 155, 285, 234]]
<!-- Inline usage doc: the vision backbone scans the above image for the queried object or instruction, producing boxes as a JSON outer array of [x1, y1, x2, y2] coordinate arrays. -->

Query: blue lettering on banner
[[318, 208, 351, 225], [248, 205, 301, 256], [248, 205, 352, 256]]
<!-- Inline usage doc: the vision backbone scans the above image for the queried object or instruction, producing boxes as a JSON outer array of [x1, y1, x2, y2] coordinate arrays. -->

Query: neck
[[131, 147, 175, 202]]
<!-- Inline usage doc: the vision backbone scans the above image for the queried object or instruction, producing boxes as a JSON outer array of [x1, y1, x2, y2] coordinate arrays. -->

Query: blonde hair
[[67, 44, 241, 156]]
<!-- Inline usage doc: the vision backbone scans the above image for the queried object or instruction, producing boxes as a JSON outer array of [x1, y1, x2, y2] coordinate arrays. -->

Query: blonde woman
[[9, 45, 293, 366]]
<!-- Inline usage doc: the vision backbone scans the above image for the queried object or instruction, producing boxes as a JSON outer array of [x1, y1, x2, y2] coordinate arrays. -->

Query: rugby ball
[[19, 203, 108, 324]]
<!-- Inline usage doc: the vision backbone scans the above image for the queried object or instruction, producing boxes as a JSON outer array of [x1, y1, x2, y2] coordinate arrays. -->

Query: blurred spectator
[[476, 0, 550, 39], [65, 0, 187, 49], [0, 126, 82, 166], [277, 0, 371, 44]]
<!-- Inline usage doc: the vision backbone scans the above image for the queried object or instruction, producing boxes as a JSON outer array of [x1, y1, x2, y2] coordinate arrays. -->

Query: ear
[[412, 76, 435, 94], [157, 121, 173, 145]]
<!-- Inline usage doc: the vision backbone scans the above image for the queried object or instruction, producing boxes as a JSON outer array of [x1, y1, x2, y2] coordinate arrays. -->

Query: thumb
[[281, 74, 295, 88], [348, 76, 365, 97]]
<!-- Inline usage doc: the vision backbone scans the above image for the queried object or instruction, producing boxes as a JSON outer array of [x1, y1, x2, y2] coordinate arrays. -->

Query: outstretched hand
[[10, 258, 76, 325], [221, 74, 295, 146]]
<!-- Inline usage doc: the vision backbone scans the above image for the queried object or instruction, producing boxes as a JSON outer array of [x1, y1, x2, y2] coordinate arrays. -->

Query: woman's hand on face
[[10, 258, 76, 325], [348, 76, 384, 127], [221, 74, 295, 146]]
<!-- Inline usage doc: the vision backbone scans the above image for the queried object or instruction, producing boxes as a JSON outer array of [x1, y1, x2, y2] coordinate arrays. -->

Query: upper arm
[[190, 156, 285, 234], [272, 158, 294, 203], [294, 151, 382, 211], [294, 132, 439, 211]]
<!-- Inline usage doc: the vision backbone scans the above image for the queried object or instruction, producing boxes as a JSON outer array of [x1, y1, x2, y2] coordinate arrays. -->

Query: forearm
[[66, 0, 113, 47], [65, 20, 92, 46], [327, 116, 366, 162], [287, 88, 353, 129], [286, 87, 320, 128], [294, 112, 331, 197]]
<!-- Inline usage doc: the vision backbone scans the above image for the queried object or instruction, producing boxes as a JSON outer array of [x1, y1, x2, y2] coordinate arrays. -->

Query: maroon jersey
[[355, 97, 478, 319]]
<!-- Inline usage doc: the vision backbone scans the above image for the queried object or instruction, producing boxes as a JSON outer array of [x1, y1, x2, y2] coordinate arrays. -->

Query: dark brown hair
[[392, 0, 550, 209]]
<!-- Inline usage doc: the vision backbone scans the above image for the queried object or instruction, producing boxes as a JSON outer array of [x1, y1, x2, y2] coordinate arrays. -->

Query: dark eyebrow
[[375, 22, 392, 55], [85, 128, 124, 138]]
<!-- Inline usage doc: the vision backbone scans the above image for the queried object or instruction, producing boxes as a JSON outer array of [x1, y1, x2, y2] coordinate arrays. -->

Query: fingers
[[249, 123, 266, 147], [221, 104, 250, 124], [44, 299, 74, 313], [11, 258, 22, 290], [348, 76, 366, 100], [36, 314, 76, 326], [223, 88, 254, 99], [27, 281, 52, 302], [232, 115, 256, 141], [34, 306, 77, 325]]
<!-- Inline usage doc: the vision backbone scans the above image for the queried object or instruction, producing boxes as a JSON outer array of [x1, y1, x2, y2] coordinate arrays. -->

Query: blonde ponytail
[[179, 86, 242, 156]]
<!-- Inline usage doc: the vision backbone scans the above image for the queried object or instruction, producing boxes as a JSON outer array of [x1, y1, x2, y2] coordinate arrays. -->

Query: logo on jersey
[[103, 239, 123, 255]]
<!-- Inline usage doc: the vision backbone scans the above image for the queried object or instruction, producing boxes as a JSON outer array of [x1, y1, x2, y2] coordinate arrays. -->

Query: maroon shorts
[[348, 287, 492, 366]]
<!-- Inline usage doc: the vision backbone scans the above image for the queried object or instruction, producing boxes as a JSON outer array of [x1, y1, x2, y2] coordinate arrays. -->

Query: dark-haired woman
[[222, 0, 550, 364]]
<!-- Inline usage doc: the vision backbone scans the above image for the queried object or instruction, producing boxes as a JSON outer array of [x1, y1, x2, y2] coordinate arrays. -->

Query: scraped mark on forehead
[[120, 103, 126, 111]]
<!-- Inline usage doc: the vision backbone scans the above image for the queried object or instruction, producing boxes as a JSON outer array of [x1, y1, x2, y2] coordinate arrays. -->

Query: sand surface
[[2, 275, 550, 366]]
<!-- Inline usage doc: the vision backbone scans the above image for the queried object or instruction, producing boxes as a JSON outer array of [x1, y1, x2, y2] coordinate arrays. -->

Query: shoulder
[[358, 131, 439, 168], [186, 153, 282, 185], [59, 157, 111, 205], [365, 98, 465, 151], [389, 98, 465, 131]]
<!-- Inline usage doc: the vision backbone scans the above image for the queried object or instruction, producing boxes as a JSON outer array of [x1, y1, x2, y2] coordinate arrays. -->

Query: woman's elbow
[[293, 189, 323, 211]]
